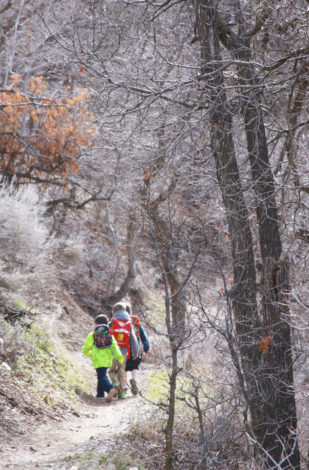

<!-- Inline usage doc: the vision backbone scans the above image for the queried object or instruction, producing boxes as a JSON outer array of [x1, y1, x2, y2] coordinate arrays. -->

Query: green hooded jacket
[[82, 332, 124, 369]]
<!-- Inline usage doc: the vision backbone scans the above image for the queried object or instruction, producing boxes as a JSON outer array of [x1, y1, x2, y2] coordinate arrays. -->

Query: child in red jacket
[[108, 302, 139, 398]]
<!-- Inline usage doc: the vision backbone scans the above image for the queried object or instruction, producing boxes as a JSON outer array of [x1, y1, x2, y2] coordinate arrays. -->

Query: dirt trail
[[0, 358, 153, 470]]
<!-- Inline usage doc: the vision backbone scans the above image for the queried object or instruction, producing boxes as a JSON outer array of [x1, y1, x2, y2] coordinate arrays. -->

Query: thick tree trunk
[[195, 0, 300, 468], [220, 16, 300, 467], [195, 0, 263, 438]]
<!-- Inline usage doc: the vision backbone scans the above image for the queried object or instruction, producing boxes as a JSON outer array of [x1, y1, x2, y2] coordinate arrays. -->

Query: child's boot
[[106, 387, 117, 402], [130, 378, 139, 395]]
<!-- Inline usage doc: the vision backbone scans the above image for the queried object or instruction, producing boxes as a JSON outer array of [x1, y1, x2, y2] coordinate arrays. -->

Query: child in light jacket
[[108, 302, 139, 399], [82, 314, 124, 402]]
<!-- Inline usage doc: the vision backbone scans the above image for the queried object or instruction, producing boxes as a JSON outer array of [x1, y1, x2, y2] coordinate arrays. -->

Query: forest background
[[0, 1, 308, 469]]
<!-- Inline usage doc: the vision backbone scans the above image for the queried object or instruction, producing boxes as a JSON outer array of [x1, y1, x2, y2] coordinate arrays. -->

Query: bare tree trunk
[[195, 0, 300, 468], [195, 0, 262, 442], [216, 7, 300, 466], [141, 176, 186, 470], [164, 332, 178, 470], [157, 222, 183, 470]]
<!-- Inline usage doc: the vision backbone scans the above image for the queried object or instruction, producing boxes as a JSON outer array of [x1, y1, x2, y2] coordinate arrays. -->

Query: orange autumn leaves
[[0, 75, 94, 187], [259, 335, 273, 354]]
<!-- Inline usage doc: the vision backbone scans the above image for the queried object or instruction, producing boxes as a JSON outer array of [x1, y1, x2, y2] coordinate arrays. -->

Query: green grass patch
[[144, 368, 169, 401], [143, 367, 211, 419], [62, 450, 95, 464], [15, 321, 91, 409], [12, 298, 32, 312], [98, 455, 108, 465]]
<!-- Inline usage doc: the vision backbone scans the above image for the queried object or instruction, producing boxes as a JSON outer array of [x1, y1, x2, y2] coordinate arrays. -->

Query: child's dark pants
[[96, 367, 114, 398]]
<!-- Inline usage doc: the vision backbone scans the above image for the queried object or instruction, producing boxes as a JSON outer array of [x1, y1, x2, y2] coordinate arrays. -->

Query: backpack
[[93, 324, 113, 349], [130, 315, 141, 339], [110, 318, 131, 355]]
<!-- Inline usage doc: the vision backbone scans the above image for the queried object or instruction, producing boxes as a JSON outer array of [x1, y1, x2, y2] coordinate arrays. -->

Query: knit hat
[[112, 302, 127, 313], [94, 314, 108, 325]]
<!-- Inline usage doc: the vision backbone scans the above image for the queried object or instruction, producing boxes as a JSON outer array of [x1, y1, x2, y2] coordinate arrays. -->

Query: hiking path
[[0, 353, 154, 470]]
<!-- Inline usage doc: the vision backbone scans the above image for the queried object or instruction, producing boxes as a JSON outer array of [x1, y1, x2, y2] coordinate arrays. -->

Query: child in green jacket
[[82, 314, 124, 402]]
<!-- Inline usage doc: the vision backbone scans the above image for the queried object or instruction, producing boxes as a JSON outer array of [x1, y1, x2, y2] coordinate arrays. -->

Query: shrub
[[0, 184, 55, 298]]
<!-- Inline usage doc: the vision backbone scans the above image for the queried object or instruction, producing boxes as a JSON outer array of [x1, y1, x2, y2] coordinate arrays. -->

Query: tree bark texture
[[194, 0, 300, 467], [220, 9, 300, 467]]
